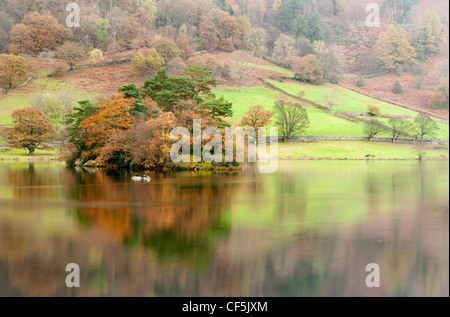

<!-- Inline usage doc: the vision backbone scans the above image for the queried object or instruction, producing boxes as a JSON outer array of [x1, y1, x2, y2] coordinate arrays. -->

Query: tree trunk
[[28, 148, 35, 156], [421, 135, 424, 144], [393, 136, 396, 144]]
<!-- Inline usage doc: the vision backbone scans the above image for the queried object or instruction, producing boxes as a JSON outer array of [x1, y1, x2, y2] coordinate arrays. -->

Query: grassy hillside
[[213, 85, 367, 137], [267, 79, 423, 117], [0, 78, 93, 125]]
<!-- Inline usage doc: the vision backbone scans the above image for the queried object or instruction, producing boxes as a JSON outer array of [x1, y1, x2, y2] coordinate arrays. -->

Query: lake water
[[0, 160, 448, 297]]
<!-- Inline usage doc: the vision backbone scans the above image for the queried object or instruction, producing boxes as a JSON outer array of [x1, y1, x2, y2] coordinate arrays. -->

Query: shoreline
[[277, 157, 449, 161], [0, 156, 448, 163]]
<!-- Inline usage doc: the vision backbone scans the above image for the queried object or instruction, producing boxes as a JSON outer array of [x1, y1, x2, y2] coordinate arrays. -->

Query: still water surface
[[0, 161, 448, 296]]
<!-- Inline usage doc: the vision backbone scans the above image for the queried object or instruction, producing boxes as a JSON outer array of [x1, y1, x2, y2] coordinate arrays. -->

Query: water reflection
[[0, 161, 448, 296]]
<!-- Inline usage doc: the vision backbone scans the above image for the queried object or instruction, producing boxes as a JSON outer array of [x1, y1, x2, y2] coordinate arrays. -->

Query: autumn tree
[[413, 113, 439, 144], [131, 49, 165, 77], [230, 50, 254, 92], [176, 34, 195, 60], [89, 48, 104, 66], [367, 104, 382, 116], [239, 105, 275, 136], [198, 19, 219, 50], [186, 54, 224, 78], [236, 15, 252, 50], [218, 37, 235, 52], [429, 78, 449, 109], [292, 54, 324, 85], [320, 88, 342, 110], [139, 112, 179, 169], [274, 100, 310, 142], [107, 42, 121, 63], [215, 11, 241, 50], [0, 54, 29, 89], [318, 50, 341, 83], [355, 51, 385, 78], [5, 108, 56, 155], [272, 34, 297, 65], [250, 28, 268, 57], [155, 37, 180, 63], [376, 25, 417, 71], [0, 11, 14, 54], [56, 42, 85, 70], [107, 7, 126, 45], [364, 119, 385, 142], [166, 57, 187, 76], [80, 95, 133, 147], [9, 13, 71, 55], [121, 15, 143, 49], [387, 118, 412, 143]]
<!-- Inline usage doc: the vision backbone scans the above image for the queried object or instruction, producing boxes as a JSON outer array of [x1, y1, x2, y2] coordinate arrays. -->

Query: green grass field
[[0, 147, 59, 160], [0, 78, 92, 125], [213, 85, 285, 124], [276, 141, 449, 160], [215, 85, 368, 137], [267, 80, 424, 117], [247, 63, 294, 77]]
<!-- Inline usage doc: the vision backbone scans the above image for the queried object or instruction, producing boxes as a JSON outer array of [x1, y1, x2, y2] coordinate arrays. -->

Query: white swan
[[132, 174, 151, 182]]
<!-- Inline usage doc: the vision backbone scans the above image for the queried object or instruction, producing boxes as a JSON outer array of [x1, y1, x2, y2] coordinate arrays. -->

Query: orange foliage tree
[[80, 95, 133, 148], [239, 105, 275, 133], [10, 13, 71, 55], [98, 112, 179, 168], [4, 108, 56, 155]]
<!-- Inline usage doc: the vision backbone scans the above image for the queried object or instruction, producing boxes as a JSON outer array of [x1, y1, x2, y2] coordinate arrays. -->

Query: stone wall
[[260, 135, 448, 145]]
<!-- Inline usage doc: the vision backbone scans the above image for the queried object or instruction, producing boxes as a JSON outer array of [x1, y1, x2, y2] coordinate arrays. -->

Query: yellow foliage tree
[[376, 25, 417, 71], [131, 49, 165, 76], [0, 54, 29, 89]]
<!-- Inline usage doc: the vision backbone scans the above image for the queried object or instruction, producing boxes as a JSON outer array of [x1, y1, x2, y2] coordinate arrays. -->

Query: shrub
[[355, 77, 365, 87], [414, 76, 424, 90], [367, 104, 382, 116], [429, 78, 449, 109], [392, 79, 404, 94], [394, 64, 403, 76], [412, 63, 426, 76], [291, 54, 324, 85], [51, 62, 67, 77]]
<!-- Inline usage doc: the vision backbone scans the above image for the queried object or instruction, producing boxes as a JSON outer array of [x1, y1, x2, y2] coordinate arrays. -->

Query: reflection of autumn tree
[[68, 169, 240, 266], [0, 226, 71, 296], [0, 163, 448, 296], [6, 163, 64, 201]]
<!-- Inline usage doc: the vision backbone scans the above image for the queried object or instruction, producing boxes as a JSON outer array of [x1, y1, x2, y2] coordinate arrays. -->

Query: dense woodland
[[0, 0, 448, 84]]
